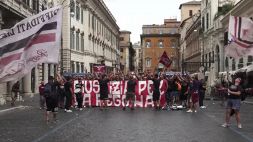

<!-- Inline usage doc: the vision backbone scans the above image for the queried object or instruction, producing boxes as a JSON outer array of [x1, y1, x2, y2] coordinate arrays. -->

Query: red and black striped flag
[[0, 6, 62, 82]]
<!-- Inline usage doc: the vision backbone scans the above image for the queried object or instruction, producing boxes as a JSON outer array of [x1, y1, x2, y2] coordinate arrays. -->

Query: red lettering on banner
[[72, 80, 168, 107]]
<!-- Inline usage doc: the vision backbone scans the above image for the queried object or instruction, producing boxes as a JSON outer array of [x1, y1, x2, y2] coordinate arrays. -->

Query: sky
[[104, 0, 198, 43]]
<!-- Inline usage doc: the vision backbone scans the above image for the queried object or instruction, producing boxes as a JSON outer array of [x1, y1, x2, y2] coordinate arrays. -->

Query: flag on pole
[[159, 51, 172, 68], [225, 16, 253, 59], [0, 5, 63, 82]]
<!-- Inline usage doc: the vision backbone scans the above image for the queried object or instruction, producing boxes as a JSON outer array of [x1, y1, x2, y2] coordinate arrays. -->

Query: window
[[120, 48, 123, 52], [202, 17, 205, 31], [158, 40, 163, 48], [206, 13, 209, 30], [120, 37, 124, 41], [247, 56, 253, 65], [146, 58, 151, 67], [206, 0, 208, 6], [76, 32, 79, 51], [171, 39, 176, 48], [209, 52, 211, 67], [71, 61, 75, 72], [238, 58, 244, 69], [81, 63, 84, 73], [76, 6, 80, 21], [81, 34, 84, 52], [146, 40, 151, 48], [189, 10, 193, 17], [89, 14, 90, 27], [70, 30, 75, 49], [81, 9, 83, 24], [76, 62, 80, 73], [232, 59, 236, 71]]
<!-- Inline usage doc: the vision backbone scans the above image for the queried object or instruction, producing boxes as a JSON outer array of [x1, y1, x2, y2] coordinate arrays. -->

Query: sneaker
[[194, 110, 197, 113], [221, 123, 229, 128], [186, 109, 193, 113], [131, 107, 135, 111], [65, 109, 72, 113], [177, 105, 183, 109], [200, 106, 206, 109], [122, 107, 126, 111], [79, 108, 83, 111], [238, 124, 242, 129]]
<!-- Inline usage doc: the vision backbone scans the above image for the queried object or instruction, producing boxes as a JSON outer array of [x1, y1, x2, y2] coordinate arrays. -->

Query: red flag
[[93, 64, 106, 73], [159, 51, 172, 67]]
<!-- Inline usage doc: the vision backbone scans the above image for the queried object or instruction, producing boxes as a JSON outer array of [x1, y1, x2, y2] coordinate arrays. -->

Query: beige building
[[133, 42, 142, 73], [60, 0, 120, 74], [0, 0, 48, 105], [119, 31, 133, 74], [179, 1, 201, 72]]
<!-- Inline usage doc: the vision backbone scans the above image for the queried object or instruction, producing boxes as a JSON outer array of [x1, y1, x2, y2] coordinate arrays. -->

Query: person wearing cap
[[222, 77, 243, 129]]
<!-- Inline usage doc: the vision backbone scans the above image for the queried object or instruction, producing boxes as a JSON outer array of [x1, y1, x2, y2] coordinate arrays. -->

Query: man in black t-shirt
[[222, 77, 243, 129], [152, 74, 161, 110], [75, 79, 83, 111], [64, 77, 73, 112], [123, 75, 137, 110], [99, 74, 110, 110]]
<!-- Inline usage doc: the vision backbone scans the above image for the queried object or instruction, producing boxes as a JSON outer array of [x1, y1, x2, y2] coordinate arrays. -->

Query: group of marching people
[[38, 72, 206, 122]]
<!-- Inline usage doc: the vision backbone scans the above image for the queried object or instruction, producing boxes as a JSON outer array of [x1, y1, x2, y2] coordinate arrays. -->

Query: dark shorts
[[171, 91, 179, 97], [180, 93, 187, 101], [153, 90, 160, 101], [226, 99, 241, 110], [126, 92, 135, 101], [46, 97, 57, 112], [100, 93, 108, 100]]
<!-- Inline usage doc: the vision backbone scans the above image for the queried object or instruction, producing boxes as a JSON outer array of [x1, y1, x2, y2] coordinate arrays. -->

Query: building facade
[[179, 1, 201, 73], [184, 15, 202, 73], [141, 19, 180, 72], [60, 0, 120, 74], [133, 42, 142, 73], [119, 31, 131, 74], [0, 0, 47, 105]]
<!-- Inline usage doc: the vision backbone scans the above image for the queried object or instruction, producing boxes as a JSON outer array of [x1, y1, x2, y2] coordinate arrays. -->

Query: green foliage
[[215, 4, 234, 18]]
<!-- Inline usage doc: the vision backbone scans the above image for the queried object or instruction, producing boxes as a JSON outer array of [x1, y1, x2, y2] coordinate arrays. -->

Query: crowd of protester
[[37, 71, 209, 123]]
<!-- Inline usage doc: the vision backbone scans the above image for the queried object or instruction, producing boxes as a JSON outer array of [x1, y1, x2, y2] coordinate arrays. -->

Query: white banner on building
[[225, 16, 253, 59], [0, 6, 63, 82]]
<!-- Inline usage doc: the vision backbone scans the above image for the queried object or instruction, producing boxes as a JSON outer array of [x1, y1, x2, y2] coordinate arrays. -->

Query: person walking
[[187, 76, 200, 113], [222, 77, 243, 129], [99, 74, 110, 110], [123, 74, 137, 111], [11, 81, 20, 107], [199, 79, 206, 109], [152, 74, 161, 110], [75, 78, 84, 111], [44, 76, 59, 123], [64, 77, 73, 112], [39, 81, 45, 109]]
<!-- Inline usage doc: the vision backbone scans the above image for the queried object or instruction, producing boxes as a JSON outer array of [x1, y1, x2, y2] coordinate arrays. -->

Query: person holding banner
[[64, 77, 73, 113], [152, 74, 161, 110], [74, 78, 84, 111], [123, 73, 137, 111], [99, 74, 110, 110]]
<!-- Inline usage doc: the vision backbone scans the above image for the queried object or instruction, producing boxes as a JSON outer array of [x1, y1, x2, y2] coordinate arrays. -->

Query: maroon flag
[[93, 64, 106, 73], [159, 51, 172, 68]]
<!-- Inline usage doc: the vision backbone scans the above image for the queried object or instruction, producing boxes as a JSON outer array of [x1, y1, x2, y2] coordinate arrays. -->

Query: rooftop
[[179, 0, 201, 9]]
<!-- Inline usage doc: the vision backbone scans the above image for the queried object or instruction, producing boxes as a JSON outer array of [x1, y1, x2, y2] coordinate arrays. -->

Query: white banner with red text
[[72, 80, 168, 107]]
